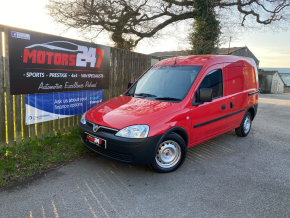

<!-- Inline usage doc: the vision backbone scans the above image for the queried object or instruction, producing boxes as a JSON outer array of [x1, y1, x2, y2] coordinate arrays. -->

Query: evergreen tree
[[188, 0, 221, 55]]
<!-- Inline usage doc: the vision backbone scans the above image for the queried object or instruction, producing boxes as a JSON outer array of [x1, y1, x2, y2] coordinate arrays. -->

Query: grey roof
[[258, 70, 279, 75], [149, 46, 259, 67], [258, 70, 286, 86], [217, 47, 245, 55], [281, 73, 290, 86], [259, 69, 290, 86], [149, 47, 246, 57], [149, 50, 188, 58], [261, 68, 290, 73]]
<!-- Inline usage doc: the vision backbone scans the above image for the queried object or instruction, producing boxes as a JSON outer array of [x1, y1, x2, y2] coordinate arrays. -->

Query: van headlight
[[80, 112, 87, 124], [115, 125, 149, 138]]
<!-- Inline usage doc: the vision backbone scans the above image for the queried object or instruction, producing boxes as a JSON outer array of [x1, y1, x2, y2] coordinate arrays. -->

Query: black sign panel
[[8, 26, 110, 95]]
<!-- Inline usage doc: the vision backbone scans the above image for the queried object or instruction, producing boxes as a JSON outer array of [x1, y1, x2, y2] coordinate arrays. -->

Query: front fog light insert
[[80, 112, 87, 124], [116, 125, 149, 138]]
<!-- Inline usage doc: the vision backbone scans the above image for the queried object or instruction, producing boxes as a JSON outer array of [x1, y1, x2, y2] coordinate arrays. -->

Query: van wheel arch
[[159, 126, 189, 147], [150, 127, 188, 173], [149, 127, 188, 167], [235, 111, 252, 137], [246, 105, 257, 121]]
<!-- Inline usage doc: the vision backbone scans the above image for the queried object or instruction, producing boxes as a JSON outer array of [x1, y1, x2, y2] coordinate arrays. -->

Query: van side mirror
[[192, 88, 213, 106], [128, 82, 133, 89], [199, 88, 213, 102]]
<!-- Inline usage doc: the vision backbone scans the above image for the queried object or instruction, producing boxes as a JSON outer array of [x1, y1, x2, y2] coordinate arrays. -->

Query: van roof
[[155, 55, 256, 68]]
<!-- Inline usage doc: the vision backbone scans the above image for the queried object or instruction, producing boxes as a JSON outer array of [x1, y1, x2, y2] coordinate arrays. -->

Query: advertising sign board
[[25, 90, 103, 125], [8, 27, 110, 95]]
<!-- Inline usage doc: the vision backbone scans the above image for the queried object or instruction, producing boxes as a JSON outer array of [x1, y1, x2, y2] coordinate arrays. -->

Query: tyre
[[235, 111, 252, 137], [150, 133, 187, 173]]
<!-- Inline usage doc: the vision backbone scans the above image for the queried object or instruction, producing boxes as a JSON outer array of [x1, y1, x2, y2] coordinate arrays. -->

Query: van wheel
[[235, 112, 252, 137], [150, 133, 186, 173]]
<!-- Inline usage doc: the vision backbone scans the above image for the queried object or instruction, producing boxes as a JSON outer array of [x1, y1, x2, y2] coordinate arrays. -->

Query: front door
[[190, 64, 228, 144]]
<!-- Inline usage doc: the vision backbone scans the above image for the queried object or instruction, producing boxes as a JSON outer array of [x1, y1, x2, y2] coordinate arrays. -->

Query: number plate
[[86, 134, 106, 149]]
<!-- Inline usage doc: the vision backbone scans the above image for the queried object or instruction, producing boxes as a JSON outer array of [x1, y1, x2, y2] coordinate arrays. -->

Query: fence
[[0, 25, 157, 147]]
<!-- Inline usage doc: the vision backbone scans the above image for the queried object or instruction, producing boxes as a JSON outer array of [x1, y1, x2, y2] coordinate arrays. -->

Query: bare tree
[[46, 0, 290, 50]]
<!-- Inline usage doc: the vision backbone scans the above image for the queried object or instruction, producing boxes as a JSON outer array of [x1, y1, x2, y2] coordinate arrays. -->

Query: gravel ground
[[0, 93, 289, 218]]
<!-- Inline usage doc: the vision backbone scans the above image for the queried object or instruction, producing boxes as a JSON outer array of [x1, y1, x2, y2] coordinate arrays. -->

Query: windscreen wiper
[[124, 93, 134, 96], [135, 93, 157, 97], [155, 97, 182, 101]]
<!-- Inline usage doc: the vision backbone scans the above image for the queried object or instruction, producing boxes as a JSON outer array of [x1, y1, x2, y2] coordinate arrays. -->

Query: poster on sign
[[8, 26, 110, 95], [25, 90, 103, 125]]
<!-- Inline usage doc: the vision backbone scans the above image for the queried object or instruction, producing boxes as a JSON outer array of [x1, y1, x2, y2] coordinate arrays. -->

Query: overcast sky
[[1, 0, 289, 68]]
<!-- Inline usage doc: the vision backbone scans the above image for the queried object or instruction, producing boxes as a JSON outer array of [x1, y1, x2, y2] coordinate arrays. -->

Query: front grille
[[86, 122, 93, 127], [81, 137, 134, 162], [98, 128, 119, 134], [86, 120, 119, 134]]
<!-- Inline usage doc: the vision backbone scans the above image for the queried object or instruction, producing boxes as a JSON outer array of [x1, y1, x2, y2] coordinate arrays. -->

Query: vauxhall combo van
[[79, 55, 259, 173]]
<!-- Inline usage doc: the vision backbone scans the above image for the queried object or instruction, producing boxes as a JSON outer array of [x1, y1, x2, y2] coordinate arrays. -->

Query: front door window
[[199, 69, 223, 99]]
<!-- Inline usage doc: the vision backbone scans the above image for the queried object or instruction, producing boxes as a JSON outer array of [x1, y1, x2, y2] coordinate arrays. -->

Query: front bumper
[[79, 122, 162, 165]]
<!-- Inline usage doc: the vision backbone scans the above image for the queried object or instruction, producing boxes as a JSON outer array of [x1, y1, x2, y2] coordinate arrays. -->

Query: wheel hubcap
[[243, 116, 251, 133], [155, 140, 181, 168]]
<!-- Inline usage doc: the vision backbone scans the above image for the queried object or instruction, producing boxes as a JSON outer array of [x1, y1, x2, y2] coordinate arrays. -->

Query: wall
[[151, 58, 160, 65], [258, 74, 273, 93], [284, 86, 290, 93], [271, 73, 284, 94], [103, 47, 153, 102]]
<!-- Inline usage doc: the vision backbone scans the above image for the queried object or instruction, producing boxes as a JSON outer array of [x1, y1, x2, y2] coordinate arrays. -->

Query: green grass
[[0, 129, 90, 187]]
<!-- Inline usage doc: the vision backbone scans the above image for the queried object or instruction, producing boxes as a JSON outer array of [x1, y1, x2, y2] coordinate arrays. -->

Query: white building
[[258, 70, 285, 93]]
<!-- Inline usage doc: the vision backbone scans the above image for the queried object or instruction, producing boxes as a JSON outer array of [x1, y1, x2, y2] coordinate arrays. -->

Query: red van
[[79, 55, 259, 173]]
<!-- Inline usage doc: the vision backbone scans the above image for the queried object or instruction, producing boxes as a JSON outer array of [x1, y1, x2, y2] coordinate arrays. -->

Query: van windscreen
[[127, 65, 202, 101]]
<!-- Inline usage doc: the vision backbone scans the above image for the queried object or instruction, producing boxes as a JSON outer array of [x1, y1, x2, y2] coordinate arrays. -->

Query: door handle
[[230, 102, 234, 109], [221, 104, 226, 110]]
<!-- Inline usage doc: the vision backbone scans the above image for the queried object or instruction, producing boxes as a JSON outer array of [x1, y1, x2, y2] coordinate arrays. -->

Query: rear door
[[190, 64, 228, 144], [224, 66, 252, 130]]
